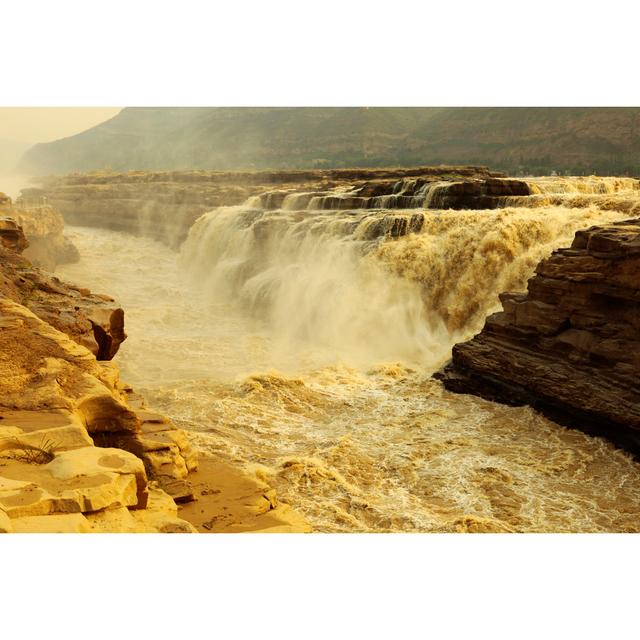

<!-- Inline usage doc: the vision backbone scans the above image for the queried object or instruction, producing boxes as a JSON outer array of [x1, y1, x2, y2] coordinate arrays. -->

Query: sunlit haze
[[0, 107, 121, 143]]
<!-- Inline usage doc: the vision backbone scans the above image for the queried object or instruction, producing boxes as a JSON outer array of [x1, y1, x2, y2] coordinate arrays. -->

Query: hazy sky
[[0, 107, 122, 144]]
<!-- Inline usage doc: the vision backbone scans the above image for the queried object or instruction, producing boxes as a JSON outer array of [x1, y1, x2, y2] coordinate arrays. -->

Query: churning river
[[57, 177, 640, 531]]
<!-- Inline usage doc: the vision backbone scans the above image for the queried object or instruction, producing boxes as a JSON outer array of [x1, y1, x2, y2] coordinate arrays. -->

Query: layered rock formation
[[0, 213, 200, 531], [14, 205, 80, 270], [438, 219, 640, 453], [0, 297, 197, 532], [34, 166, 509, 246], [0, 232, 125, 360], [1, 193, 79, 270]]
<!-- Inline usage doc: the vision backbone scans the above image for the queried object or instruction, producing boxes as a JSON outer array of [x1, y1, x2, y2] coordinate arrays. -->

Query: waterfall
[[180, 196, 628, 369], [58, 174, 640, 533], [527, 176, 640, 195], [181, 205, 445, 367]]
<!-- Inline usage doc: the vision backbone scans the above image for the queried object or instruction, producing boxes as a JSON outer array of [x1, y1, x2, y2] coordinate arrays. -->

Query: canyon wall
[[34, 166, 509, 246], [438, 219, 640, 453]]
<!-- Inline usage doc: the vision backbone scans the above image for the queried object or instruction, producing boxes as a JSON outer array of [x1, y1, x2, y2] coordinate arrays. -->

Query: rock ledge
[[437, 219, 640, 453]]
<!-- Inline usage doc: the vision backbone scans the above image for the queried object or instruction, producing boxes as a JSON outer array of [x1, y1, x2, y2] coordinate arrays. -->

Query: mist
[[0, 174, 35, 199]]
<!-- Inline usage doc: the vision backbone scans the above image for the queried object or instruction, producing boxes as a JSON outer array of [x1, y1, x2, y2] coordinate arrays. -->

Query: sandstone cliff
[[0, 192, 79, 270], [437, 219, 640, 453]]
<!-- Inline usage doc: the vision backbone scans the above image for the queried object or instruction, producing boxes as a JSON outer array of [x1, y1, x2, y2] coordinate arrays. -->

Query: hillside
[[18, 107, 640, 176]]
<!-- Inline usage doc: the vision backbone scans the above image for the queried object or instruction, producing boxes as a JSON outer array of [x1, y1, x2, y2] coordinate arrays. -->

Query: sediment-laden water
[[57, 179, 640, 532]]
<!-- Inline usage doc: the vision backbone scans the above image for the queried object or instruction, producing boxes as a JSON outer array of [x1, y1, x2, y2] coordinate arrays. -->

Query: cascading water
[[248, 177, 476, 211], [180, 206, 446, 368], [499, 176, 640, 214], [180, 201, 627, 364], [528, 176, 640, 195], [57, 178, 640, 532]]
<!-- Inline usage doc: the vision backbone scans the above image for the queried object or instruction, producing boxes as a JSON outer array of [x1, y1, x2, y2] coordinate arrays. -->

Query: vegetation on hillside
[[18, 107, 640, 176]]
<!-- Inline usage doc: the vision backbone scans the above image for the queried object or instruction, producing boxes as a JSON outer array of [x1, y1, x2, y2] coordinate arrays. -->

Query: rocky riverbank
[[0, 208, 310, 533], [438, 219, 640, 454]]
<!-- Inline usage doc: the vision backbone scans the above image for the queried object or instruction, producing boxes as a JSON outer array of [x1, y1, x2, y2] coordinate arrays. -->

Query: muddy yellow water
[[58, 194, 640, 532]]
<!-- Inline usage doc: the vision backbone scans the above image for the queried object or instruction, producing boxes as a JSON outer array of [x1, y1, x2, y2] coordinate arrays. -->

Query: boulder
[[129, 485, 197, 533], [47, 446, 148, 508], [0, 463, 139, 518]]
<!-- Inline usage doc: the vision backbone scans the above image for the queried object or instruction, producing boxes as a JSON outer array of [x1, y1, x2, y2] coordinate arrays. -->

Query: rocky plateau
[[32, 165, 520, 246]]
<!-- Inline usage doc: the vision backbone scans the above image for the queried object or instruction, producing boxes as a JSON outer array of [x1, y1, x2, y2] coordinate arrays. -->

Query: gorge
[[6, 167, 636, 532]]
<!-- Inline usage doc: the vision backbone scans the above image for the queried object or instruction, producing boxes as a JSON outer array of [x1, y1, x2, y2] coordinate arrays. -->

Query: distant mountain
[[18, 107, 640, 176], [0, 138, 32, 173]]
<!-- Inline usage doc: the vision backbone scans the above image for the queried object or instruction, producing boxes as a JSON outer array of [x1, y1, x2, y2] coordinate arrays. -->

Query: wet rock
[[437, 219, 640, 453], [425, 178, 531, 209], [358, 213, 424, 240]]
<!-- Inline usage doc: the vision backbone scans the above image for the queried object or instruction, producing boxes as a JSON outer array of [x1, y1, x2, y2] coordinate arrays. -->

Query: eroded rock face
[[0, 192, 308, 532], [0, 196, 115, 359], [0, 297, 197, 533], [437, 219, 640, 452], [15, 205, 80, 270], [0, 242, 126, 360], [425, 177, 530, 209], [0, 218, 29, 253]]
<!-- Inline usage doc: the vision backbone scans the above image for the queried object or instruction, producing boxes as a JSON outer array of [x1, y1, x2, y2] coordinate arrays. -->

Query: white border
[[2, 0, 639, 106], [2, 1, 639, 638]]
